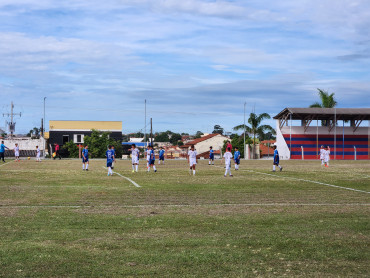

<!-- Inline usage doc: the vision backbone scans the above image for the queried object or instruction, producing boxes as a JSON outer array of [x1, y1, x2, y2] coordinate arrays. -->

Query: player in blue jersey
[[208, 146, 214, 165], [234, 147, 241, 170], [106, 145, 115, 176], [82, 145, 89, 171], [147, 145, 157, 172], [273, 145, 283, 172], [158, 147, 165, 165], [0, 141, 9, 162]]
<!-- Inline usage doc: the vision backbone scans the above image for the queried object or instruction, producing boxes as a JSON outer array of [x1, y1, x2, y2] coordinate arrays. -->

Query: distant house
[[180, 133, 229, 158], [48, 120, 122, 146]]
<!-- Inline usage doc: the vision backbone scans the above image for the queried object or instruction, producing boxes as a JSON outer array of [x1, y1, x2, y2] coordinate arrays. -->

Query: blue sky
[[0, 0, 369, 134]]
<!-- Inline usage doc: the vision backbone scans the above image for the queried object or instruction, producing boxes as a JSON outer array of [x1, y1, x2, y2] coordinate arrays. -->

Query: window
[[74, 134, 84, 143], [62, 135, 69, 144]]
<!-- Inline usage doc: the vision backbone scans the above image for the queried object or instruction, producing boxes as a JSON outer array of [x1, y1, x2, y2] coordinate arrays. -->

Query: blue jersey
[[150, 149, 155, 160], [159, 149, 165, 157], [234, 151, 240, 160], [209, 149, 214, 157], [273, 149, 279, 164], [106, 149, 114, 163], [82, 148, 88, 158], [0, 144, 6, 153]]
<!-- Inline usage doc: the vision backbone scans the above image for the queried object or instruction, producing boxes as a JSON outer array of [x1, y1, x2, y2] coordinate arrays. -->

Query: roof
[[49, 120, 122, 131], [274, 108, 370, 121], [180, 133, 225, 148], [259, 144, 274, 155]]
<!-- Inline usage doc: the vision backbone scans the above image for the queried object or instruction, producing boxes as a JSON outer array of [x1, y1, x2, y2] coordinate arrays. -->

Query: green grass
[[0, 159, 369, 277]]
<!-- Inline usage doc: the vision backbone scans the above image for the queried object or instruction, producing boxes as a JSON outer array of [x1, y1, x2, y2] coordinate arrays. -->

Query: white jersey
[[36, 148, 40, 158], [223, 152, 233, 168], [131, 148, 139, 163], [319, 148, 325, 160], [324, 149, 330, 162], [14, 146, 19, 156], [146, 151, 150, 161], [188, 150, 197, 166]]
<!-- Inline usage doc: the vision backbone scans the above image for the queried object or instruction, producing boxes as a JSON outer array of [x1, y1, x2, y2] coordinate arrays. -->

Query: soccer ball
[[27, 157, 30, 160]]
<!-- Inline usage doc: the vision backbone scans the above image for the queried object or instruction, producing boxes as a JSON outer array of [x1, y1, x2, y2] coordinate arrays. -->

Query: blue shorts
[[273, 159, 279, 165], [82, 157, 89, 163], [235, 158, 240, 165], [149, 159, 155, 165], [107, 161, 113, 167], [209, 154, 214, 160], [159, 156, 164, 161]]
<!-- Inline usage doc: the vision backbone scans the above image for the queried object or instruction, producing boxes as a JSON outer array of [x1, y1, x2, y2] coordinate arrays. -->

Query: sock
[[132, 165, 135, 171], [153, 165, 156, 171], [109, 168, 113, 174], [148, 167, 150, 172], [193, 170, 195, 175], [209, 161, 211, 165], [278, 165, 282, 169], [225, 169, 228, 176], [86, 164, 88, 170], [229, 169, 232, 175], [273, 165, 276, 171], [83, 164, 85, 170], [135, 165, 138, 172]]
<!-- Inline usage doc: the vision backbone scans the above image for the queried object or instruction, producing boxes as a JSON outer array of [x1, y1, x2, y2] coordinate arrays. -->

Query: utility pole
[[3, 101, 21, 138], [144, 99, 147, 149], [243, 102, 246, 159], [150, 118, 153, 146], [43, 97, 47, 158]]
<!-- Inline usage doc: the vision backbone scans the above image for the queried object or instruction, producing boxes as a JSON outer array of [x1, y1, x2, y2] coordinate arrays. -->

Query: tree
[[155, 132, 170, 142], [310, 88, 337, 108], [233, 113, 274, 159], [62, 141, 79, 158], [83, 129, 123, 158], [212, 125, 224, 135], [169, 133, 182, 145], [310, 88, 338, 126], [221, 134, 253, 158], [27, 127, 41, 138], [194, 131, 204, 139]]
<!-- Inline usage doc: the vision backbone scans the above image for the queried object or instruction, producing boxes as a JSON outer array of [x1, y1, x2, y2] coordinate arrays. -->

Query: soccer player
[[147, 145, 157, 172], [188, 145, 197, 175], [111, 146, 116, 169], [82, 145, 89, 171], [234, 147, 241, 170], [272, 145, 282, 172], [131, 144, 139, 172], [0, 141, 9, 162], [36, 146, 41, 162], [209, 146, 214, 165], [226, 141, 232, 152], [324, 146, 330, 167], [223, 147, 233, 177], [158, 147, 165, 165], [14, 143, 20, 162], [319, 145, 325, 166], [146, 147, 150, 170], [106, 145, 115, 176], [54, 143, 61, 160]]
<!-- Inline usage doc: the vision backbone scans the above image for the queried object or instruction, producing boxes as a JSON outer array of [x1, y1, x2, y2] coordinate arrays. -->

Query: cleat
[[154, 170, 157, 172], [280, 167, 283, 172], [224, 175, 227, 177], [272, 170, 276, 172], [86, 169, 88, 171]]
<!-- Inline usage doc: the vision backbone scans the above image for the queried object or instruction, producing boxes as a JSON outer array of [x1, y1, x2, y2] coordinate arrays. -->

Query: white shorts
[[36, 154, 40, 158], [189, 159, 197, 167], [320, 155, 324, 160], [132, 158, 139, 164], [15, 152, 19, 157], [225, 163, 231, 170]]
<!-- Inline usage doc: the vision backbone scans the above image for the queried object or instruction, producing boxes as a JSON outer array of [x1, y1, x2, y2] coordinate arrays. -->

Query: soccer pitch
[[0, 159, 369, 277]]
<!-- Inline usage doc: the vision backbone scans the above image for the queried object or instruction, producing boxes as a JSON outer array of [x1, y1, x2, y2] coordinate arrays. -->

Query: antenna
[[3, 101, 21, 138]]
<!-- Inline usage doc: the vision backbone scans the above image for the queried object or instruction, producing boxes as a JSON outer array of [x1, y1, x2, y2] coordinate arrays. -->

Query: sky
[[0, 0, 369, 135]]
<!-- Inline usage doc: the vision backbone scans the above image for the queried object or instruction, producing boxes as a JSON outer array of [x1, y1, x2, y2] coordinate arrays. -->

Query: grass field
[[0, 158, 369, 277]]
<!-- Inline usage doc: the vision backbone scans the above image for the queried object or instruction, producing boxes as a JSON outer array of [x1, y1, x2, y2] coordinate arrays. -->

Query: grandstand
[[274, 108, 370, 160]]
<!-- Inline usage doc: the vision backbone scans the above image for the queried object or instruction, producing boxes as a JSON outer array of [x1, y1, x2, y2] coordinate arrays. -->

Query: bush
[[83, 130, 123, 158], [62, 141, 79, 158]]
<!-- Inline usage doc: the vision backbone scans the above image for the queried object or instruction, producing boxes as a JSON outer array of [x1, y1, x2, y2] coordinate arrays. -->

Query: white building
[[180, 133, 229, 157]]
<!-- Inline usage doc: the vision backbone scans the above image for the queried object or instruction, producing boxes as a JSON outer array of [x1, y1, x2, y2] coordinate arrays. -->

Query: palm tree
[[310, 89, 338, 126], [233, 113, 274, 159], [310, 88, 337, 108]]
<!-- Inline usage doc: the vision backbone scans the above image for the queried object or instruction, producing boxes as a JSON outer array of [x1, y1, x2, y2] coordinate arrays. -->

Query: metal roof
[[274, 108, 370, 121]]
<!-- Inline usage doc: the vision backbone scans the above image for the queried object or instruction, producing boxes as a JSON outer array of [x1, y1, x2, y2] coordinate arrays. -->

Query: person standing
[[158, 147, 165, 165], [106, 145, 115, 176], [0, 141, 9, 162], [14, 143, 20, 162], [209, 146, 214, 165], [272, 145, 283, 172], [223, 147, 233, 177], [54, 143, 61, 160], [82, 145, 89, 171], [234, 147, 241, 170], [36, 146, 41, 162], [188, 145, 197, 175], [130, 144, 139, 173]]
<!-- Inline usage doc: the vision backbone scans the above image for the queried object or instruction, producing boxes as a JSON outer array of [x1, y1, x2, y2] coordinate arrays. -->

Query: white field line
[[102, 166, 141, 188], [213, 165, 370, 194], [0, 203, 369, 209], [0, 160, 13, 168]]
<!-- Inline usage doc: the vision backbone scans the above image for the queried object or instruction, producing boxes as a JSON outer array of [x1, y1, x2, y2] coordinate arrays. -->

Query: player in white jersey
[[324, 146, 330, 167], [36, 145, 41, 162], [146, 147, 151, 170], [14, 143, 20, 162], [319, 145, 325, 166], [222, 147, 233, 177], [188, 145, 197, 175], [130, 144, 139, 172]]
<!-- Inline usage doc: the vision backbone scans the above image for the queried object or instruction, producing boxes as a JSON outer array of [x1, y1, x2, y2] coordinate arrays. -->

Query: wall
[[193, 134, 229, 154], [3, 137, 45, 157], [275, 120, 291, 160]]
